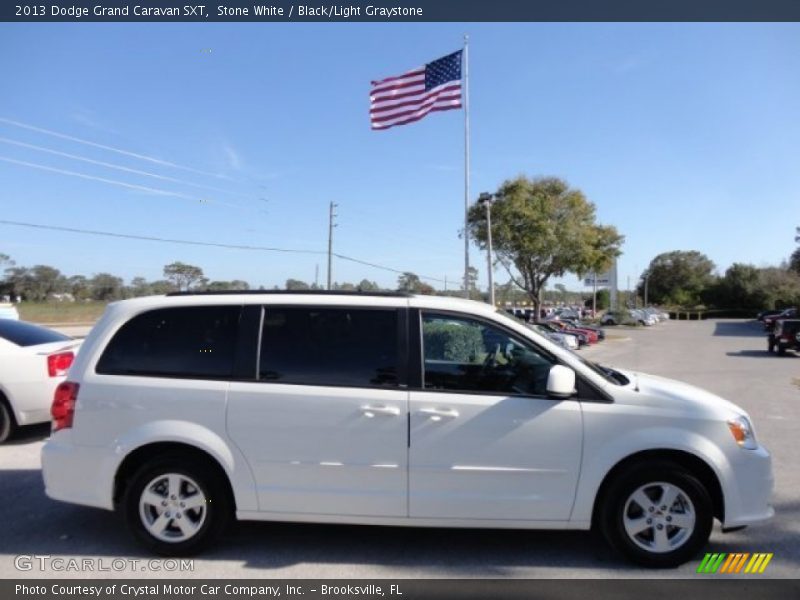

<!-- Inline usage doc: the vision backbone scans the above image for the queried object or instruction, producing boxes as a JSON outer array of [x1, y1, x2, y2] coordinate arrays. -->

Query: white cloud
[[223, 144, 242, 170]]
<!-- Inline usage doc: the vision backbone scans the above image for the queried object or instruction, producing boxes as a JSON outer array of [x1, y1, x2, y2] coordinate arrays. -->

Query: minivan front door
[[408, 311, 583, 521], [227, 305, 408, 517]]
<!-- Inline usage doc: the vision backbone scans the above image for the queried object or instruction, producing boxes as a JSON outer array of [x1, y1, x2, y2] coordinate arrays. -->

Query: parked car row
[[601, 308, 669, 327], [504, 308, 607, 350]]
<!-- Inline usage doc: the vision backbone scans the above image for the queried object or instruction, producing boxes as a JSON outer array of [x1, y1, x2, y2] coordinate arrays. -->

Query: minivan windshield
[[495, 309, 627, 386]]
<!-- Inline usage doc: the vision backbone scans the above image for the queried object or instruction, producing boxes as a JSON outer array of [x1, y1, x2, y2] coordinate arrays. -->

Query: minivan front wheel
[[123, 458, 230, 555], [600, 462, 713, 567]]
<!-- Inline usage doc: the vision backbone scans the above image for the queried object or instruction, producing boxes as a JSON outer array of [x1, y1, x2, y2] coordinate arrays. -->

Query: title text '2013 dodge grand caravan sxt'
[[42, 291, 773, 567]]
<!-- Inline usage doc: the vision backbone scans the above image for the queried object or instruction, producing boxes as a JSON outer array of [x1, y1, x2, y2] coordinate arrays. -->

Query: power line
[[0, 219, 324, 255], [0, 117, 238, 182], [0, 155, 242, 209], [0, 219, 448, 284], [334, 253, 446, 284], [0, 136, 254, 201]]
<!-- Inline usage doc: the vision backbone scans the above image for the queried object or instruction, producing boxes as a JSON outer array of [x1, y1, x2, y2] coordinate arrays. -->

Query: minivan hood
[[615, 368, 746, 419]]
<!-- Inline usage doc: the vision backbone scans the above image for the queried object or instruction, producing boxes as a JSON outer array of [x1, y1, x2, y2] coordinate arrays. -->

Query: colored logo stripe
[[698, 552, 773, 574], [745, 553, 774, 573]]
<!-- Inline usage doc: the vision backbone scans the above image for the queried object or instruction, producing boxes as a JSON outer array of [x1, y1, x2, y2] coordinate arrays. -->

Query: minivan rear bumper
[[42, 433, 114, 511]]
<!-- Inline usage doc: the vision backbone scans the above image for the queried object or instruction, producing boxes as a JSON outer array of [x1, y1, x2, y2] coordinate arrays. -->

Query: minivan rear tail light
[[52, 382, 79, 432], [47, 351, 75, 377]]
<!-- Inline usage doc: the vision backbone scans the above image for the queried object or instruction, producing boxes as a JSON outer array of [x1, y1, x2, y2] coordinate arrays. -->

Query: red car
[[548, 320, 599, 344]]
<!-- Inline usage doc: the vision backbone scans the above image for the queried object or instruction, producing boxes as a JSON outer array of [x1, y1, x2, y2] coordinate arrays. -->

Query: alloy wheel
[[622, 482, 696, 553], [138, 473, 208, 543]]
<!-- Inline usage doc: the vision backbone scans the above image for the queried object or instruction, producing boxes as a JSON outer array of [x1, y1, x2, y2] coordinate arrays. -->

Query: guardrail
[[668, 308, 759, 321]]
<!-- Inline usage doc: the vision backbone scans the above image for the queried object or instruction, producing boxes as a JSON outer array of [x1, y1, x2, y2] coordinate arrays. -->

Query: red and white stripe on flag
[[370, 52, 463, 131]]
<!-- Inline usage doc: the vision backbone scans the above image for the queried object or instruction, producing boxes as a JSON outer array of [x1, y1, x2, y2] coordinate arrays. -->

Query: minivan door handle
[[361, 405, 401, 418], [418, 407, 459, 421]]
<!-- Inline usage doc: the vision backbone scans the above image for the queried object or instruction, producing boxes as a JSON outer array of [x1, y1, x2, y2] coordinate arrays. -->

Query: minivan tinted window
[[422, 312, 555, 396], [96, 306, 241, 379], [259, 307, 399, 387]]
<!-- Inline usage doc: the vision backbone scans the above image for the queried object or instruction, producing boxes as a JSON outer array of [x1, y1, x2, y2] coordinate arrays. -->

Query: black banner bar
[[4, 0, 800, 23], [4, 580, 800, 600]]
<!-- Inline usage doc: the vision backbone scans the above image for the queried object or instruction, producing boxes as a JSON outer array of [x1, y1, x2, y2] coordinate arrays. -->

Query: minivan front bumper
[[722, 444, 774, 528]]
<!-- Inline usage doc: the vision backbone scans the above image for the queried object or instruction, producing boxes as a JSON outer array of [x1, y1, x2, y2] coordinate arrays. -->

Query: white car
[[42, 292, 772, 567], [0, 320, 81, 442], [532, 324, 579, 350], [0, 303, 20, 320]]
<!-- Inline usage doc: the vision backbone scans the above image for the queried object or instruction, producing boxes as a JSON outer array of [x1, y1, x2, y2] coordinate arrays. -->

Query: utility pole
[[463, 34, 471, 299], [327, 202, 338, 290], [314, 264, 319, 289], [478, 192, 495, 306], [444, 275, 448, 292], [627, 275, 631, 308]]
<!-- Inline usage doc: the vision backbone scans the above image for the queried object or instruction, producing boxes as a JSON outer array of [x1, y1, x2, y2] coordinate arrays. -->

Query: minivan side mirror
[[546, 365, 576, 399]]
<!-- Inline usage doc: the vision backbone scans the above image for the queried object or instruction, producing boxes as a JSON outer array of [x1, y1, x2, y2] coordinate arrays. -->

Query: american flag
[[370, 50, 463, 131]]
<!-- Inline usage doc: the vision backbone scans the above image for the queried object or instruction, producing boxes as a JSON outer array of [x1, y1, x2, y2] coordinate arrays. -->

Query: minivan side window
[[422, 312, 555, 396], [96, 306, 241, 379], [259, 307, 399, 388]]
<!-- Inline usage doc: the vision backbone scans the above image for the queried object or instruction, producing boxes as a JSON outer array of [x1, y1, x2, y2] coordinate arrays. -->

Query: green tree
[[285, 278, 310, 290], [467, 176, 623, 314], [758, 267, 800, 309], [28, 265, 64, 301], [130, 277, 152, 297], [3, 267, 32, 299], [397, 272, 422, 292], [163, 261, 204, 292], [357, 279, 380, 291], [149, 280, 174, 295], [585, 288, 610, 310], [704, 263, 768, 309], [638, 251, 716, 306], [229, 279, 250, 291], [789, 247, 800, 275], [91, 273, 124, 301], [68, 275, 92, 301]]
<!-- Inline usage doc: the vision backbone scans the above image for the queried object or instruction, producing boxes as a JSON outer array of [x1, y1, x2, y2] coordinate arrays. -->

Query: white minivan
[[41, 292, 773, 567]]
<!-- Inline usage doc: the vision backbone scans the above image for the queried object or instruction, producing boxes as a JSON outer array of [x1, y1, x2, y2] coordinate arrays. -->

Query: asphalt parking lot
[[1, 319, 797, 579]]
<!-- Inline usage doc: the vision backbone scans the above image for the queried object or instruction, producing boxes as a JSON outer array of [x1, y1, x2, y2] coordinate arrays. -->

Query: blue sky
[[1, 23, 799, 292]]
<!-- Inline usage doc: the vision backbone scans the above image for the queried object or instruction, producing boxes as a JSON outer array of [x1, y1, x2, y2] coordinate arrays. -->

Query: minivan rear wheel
[[123, 457, 231, 556], [599, 462, 713, 568]]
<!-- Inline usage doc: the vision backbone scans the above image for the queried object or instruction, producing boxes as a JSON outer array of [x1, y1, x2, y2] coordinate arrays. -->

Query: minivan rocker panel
[[41, 292, 773, 567]]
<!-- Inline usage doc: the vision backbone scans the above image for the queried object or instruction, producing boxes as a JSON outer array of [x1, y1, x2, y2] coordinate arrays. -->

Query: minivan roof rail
[[165, 290, 414, 297]]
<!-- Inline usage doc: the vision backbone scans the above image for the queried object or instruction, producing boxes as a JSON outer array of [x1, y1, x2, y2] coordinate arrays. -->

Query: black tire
[[599, 461, 713, 568], [0, 398, 17, 444], [123, 456, 232, 556], [777, 346, 786, 356]]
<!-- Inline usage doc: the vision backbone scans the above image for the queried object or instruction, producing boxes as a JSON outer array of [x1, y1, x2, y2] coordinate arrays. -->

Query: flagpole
[[463, 34, 471, 299]]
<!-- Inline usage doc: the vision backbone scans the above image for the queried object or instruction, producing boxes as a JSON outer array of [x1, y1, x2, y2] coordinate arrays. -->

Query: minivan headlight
[[728, 416, 758, 450]]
